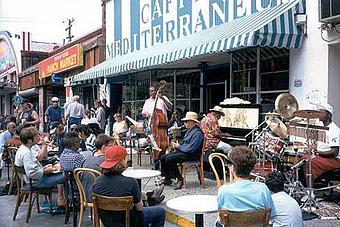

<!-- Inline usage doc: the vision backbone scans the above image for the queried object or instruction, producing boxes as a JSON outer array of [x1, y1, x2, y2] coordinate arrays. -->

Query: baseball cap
[[100, 145, 127, 169], [317, 103, 333, 115]]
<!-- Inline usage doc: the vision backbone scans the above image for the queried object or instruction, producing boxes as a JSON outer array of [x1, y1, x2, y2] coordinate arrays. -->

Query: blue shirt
[[178, 125, 204, 156], [217, 180, 276, 219], [0, 130, 13, 153], [45, 105, 64, 122]]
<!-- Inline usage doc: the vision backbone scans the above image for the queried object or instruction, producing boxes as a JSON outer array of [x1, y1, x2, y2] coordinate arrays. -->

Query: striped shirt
[[85, 134, 96, 153]]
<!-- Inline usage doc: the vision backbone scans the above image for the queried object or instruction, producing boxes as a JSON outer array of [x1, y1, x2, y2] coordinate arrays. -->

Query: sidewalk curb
[[165, 210, 194, 227]]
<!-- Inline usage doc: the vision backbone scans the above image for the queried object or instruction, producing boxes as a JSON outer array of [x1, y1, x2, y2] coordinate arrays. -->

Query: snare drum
[[258, 133, 286, 156], [280, 147, 304, 166]]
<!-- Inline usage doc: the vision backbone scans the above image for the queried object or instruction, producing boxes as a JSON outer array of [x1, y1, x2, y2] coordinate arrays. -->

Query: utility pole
[[64, 18, 74, 43]]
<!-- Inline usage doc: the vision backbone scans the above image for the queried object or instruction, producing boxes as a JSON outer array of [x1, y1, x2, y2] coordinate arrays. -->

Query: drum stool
[[315, 168, 340, 202]]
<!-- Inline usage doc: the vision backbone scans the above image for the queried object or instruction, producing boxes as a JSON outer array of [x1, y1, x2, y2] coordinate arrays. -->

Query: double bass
[[146, 80, 169, 158]]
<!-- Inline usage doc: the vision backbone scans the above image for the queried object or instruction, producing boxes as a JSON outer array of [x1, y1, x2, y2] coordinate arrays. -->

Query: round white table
[[122, 169, 161, 190], [166, 195, 218, 227]]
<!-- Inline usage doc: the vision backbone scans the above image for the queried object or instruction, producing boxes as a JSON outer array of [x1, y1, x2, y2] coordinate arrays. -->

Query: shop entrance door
[[207, 83, 226, 109], [110, 83, 123, 114]]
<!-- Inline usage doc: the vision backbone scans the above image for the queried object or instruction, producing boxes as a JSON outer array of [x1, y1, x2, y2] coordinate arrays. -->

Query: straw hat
[[51, 97, 59, 102], [209, 105, 225, 116], [181, 111, 199, 123]]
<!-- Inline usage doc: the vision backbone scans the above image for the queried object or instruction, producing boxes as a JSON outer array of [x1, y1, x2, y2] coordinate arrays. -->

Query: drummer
[[200, 106, 231, 154], [309, 103, 340, 182]]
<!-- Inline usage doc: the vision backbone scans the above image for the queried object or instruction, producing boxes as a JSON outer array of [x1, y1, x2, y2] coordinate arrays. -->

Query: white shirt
[[271, 192, 303, 227], [15, 144, 44, 183], [65, 101, 85, 118], [113, 121, 128, 136], [317, 122, 340, 158], [142, 97, 168, 116]]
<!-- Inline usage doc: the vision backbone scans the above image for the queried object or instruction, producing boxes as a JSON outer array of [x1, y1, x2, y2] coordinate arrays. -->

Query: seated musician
[[160, 112, 204, 190], [200, 106, 231, 154], [112, 113, 128, 145], [309, 103, 340, 183], [217, 146, 276, 225]]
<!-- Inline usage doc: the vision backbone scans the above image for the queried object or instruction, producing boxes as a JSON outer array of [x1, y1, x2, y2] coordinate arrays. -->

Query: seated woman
[[112, 113, 128, 145], [93, 145, 165, 227]]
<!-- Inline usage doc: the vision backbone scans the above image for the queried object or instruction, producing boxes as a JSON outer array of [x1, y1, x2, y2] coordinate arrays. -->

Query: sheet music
[[125, 116, 143, 127]]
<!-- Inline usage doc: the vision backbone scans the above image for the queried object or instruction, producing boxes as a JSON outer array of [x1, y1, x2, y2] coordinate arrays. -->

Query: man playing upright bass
[[142, 83, 173, 169]]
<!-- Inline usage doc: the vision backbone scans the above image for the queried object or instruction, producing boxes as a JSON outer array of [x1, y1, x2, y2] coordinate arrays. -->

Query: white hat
[[51, 97, 59, 102], [181, 111, 199, 123], [317, 103, 333, 115], [209, 105, 225, 116]]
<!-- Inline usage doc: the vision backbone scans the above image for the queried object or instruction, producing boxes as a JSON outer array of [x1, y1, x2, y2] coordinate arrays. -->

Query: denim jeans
[[68, 117, 81, 129], [142, 206, 165, 227], [33, 172, 65, 189]]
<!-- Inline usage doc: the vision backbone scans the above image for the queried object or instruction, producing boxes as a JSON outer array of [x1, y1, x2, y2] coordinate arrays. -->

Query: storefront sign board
[[39, 44, 83, 79]]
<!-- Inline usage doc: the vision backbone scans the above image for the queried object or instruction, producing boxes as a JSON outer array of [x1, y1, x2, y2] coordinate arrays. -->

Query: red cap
[[100, 145, 127, 169]]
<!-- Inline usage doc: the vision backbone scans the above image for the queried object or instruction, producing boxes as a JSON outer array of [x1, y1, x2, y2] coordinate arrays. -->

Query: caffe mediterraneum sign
[[106, 0, 291, 58], [39, 44, 83, 79]]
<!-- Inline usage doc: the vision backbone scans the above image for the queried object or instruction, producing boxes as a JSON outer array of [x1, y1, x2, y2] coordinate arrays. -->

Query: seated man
[[5, 124, 24, 147], [160, 111, 204, 190], [14, 127, 65, 206], [200, 106, 231, 154], [217, 146, 276, 221], [265, 171, 303, 227], [0, 122, 16, 178], [308, 103, 340, 183], [93, 145, 165, 227], [60, 132, 85, 171]]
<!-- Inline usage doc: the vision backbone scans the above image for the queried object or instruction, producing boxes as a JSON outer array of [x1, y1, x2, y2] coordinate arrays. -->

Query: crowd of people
[[0, 87, 339, 226]]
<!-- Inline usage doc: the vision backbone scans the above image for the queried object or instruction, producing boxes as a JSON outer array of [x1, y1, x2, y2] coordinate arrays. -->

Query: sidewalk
[[1, 153, 340, 226]]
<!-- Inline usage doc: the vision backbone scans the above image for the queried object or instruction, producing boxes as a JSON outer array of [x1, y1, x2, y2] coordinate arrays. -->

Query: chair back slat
[[208, 152, 232, 188], [92, 193, 133, 227], [219, 209, 271, 227], [74, 168, 101, 206]]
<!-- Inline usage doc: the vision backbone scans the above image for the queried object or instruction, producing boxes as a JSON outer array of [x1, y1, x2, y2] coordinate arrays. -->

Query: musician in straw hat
[[200, 105, 232, 154], [308, 103, 340, 182], [160, 111, 204, 190]]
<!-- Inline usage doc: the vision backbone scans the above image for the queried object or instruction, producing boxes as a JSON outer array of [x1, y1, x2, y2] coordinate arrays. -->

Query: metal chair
[[219, 209, 271, 227], [73, 167, 101, 227], [6, 146, 20, 195], [181, 139, 206, 189], [64, 171, 79, 227], [12, 165, 54, 223], [208, 152, 233, 188], [92, 194, 134, 227]]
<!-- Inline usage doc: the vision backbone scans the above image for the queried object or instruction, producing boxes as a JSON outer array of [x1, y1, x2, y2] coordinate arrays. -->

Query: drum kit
[[249, 93, 334, 214]]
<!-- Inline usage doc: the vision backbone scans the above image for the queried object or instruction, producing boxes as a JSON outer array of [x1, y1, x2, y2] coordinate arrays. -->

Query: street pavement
[[1, 152, 340, 226]]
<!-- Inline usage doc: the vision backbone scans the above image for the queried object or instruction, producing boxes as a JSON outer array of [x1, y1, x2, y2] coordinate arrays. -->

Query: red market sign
[[39, 44, 83, 79], [19, 74, 37, 90]]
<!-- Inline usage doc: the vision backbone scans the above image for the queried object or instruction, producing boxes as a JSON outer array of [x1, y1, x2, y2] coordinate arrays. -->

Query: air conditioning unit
[[319, 0, 340, 24]]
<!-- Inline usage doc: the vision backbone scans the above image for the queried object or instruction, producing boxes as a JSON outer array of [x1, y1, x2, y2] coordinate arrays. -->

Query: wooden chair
[[92, 194, 134, 227], [208, 152, 232, 188], [6, 146, 20, 195], [12, 165, 54, 223], [73, 167, 101, 227], [64, 171, 79, 227], [219, 209, 271, 227], [181, 139, 206, 189]]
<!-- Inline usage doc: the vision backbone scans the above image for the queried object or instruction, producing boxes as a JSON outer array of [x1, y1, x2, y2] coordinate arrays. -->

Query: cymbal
[[293, 110, 327, 119], [289, 122, 329, 131], [275, 93, 299, 120], [266, 118, 289, 138]]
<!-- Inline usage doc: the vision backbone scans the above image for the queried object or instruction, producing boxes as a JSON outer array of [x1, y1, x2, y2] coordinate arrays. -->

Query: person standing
[[65, 95, 85, 129], [44, 97, 65, 131], [19, 102, 40, 128], [142, 85, 173, 166], [94, 100, 106, 131]]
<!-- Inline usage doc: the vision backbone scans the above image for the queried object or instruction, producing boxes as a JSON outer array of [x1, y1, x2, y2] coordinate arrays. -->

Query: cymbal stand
[[252, 125, 271, 177]]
